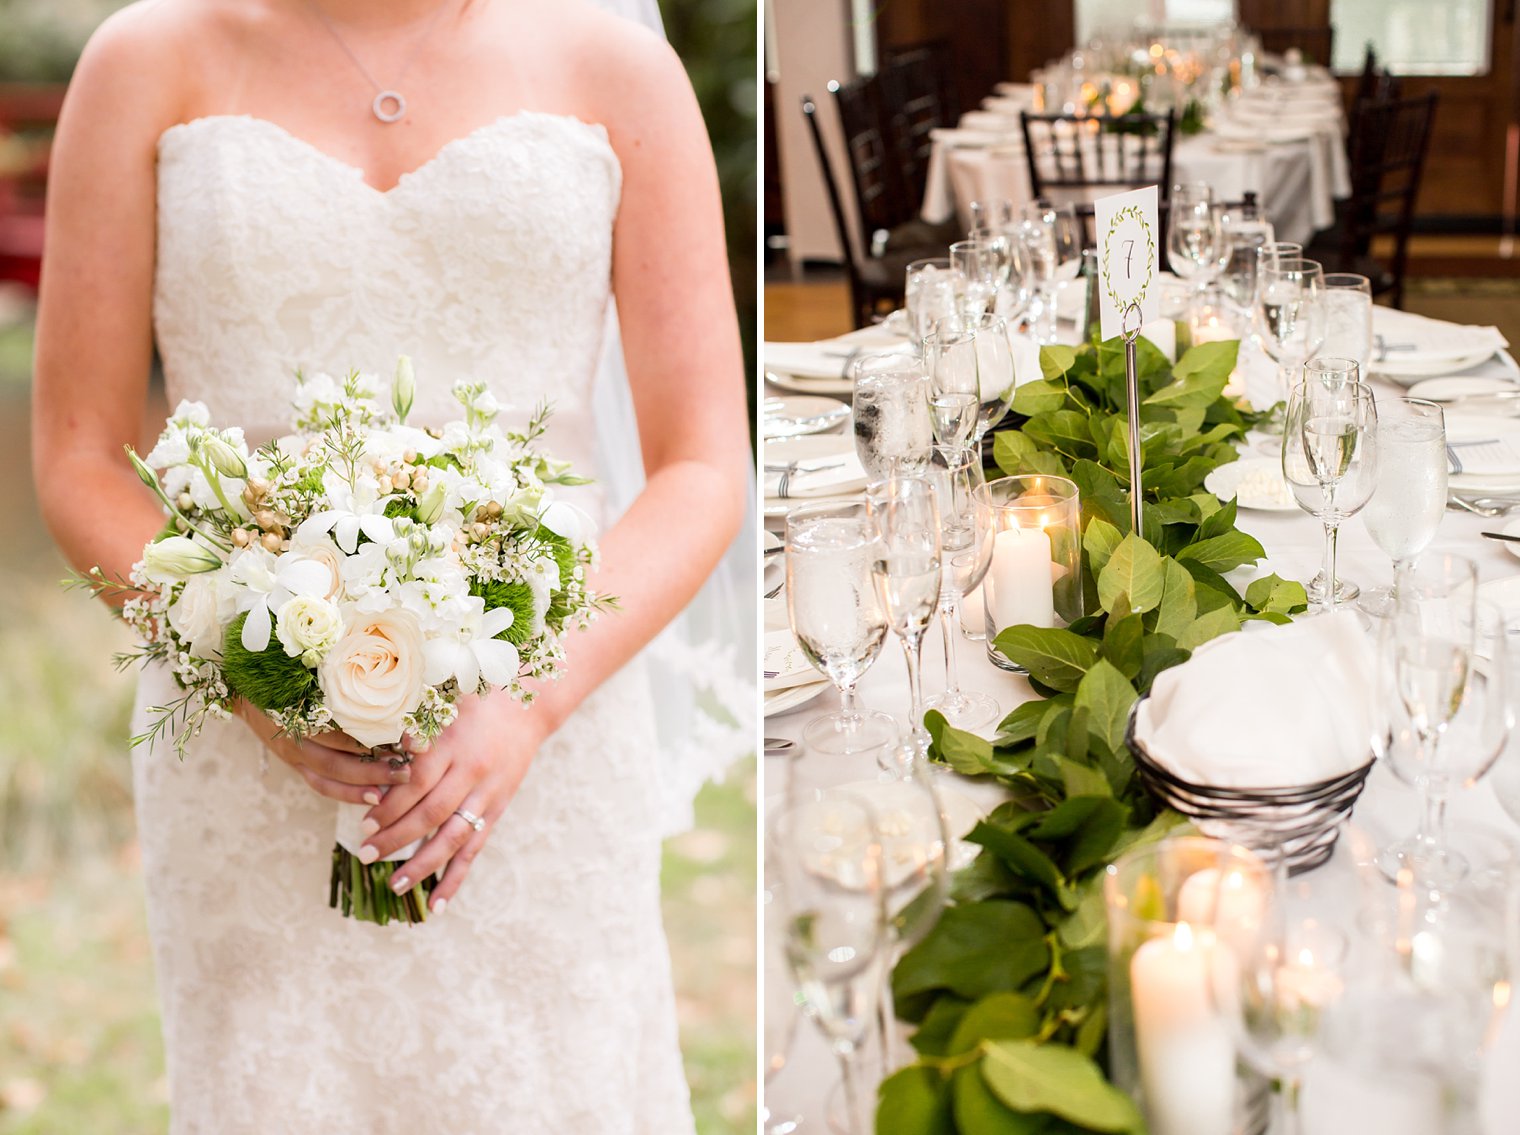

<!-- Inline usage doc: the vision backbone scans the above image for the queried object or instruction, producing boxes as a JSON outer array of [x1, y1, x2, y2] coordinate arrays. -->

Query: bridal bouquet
[[83, 360, 608, 925]]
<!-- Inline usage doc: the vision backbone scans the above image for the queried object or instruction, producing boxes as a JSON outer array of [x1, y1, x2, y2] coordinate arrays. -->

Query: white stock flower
[[275, 595, 344, 666], [423, 600, 520, 693], [142, 536, 223, 582], [230, 547, 332, 653], [318, 609, 427, 748]]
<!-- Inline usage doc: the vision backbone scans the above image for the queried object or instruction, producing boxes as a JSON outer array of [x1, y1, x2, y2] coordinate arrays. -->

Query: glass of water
[[1168, 183, 1222, 315], [904, 258, 962, 346], [850, 353, 933, 480], [1256, 257, 1326, 407], [949, 238, 1004, 319], [1322, 273, 1374, 375], [924, 313, 1018, 450], [1361, 397, 1447, 608], [785, 501, 897, 755]]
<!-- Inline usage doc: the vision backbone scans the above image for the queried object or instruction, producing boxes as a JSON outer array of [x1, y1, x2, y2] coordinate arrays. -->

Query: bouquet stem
[[329, 844, 438, 925]]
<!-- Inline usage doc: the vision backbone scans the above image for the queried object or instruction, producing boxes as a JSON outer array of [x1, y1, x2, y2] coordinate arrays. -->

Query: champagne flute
[[785, 502, 897, 755], [1378, 579, 1512, 888], [923, 446, 997, 729], [865, 476, 942, 757], [1255, 257, 1325, 407], [1280, 364, 1378, 615], [850, 353, 933, 481], [770, 792, 887, 1135], [1168, 183, 1222, 316], [1360, 398, 1446, 607], [924, 313, 1018, 449]]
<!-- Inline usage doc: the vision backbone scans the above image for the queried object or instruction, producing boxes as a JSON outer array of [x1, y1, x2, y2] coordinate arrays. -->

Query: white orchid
[[229, 547, 333, 653], [297, 472, 397, 554], [423, 599, 520, 692]]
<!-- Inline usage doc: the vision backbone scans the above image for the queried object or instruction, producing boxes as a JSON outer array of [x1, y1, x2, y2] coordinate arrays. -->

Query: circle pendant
[[372, 90, 407, 123]]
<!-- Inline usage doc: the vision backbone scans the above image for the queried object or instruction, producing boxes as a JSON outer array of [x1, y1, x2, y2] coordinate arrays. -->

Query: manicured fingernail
[[390, 874, 410, 894], [358, 844, 379, 864], [362, 790, 381, 806], [431, 898, 447, 916], [360, 818, 379, 837]]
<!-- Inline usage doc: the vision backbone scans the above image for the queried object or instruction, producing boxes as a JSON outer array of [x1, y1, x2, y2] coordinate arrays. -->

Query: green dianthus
[[221, 611, 317, 711]]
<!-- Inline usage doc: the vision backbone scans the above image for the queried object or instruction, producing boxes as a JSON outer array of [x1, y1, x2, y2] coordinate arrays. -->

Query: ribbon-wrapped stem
[[329, 743, 435, 925]]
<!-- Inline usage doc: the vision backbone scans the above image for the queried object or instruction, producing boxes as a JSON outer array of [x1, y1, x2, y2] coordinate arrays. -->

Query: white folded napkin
[[1445, 415, 1520, 476], [764, 338, 912, 380], [930, 126, 1019, 149], [1373, 307, 1509, 364], [960, 110, 1023, 133], [764, 630, 818, 693], [762, 450, 867, 500], [1134, 612, 1378, 789]]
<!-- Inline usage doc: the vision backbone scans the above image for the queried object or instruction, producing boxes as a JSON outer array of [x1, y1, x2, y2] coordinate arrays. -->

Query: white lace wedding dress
[[136, 112, 696, 1134]]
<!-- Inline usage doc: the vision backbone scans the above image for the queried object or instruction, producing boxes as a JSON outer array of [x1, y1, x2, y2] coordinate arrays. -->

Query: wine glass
[[770, 792, 887, 1135], [1017, 201, 1078, 344], [1378, 580, 1513, 889], [1168, 183, 1222, 315], [850, 353, 933, 481], [949, 238, 1003, 318], [904, 258, 963, 346], [1359, 398, 1446, 608], [785, 501, 897, 755], [923, 446, 997, 730], [864, 476, 942, 757], [762, 846, 803, 1135], [1321, 273, 1374, 375], [1256, 256, 1325, 407], [1280, 366, 1378, 615], [924, 313, 1018, 450], [968, 197, 1015, 234], [1215, 218, 1274, 321]]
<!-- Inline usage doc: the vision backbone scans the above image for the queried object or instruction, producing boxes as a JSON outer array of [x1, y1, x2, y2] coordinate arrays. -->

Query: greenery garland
[[878, 335, 1307, 1134]]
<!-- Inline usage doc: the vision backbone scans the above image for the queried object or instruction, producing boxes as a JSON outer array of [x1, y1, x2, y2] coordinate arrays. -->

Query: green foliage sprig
[[878, 337, 1307, 1135]]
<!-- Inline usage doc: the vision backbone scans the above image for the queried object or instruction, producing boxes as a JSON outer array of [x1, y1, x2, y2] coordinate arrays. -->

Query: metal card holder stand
[[1122, 301, 1144, 534]]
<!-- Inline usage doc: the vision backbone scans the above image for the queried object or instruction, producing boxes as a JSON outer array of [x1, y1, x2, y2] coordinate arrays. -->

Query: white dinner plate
[[1477, 573, 1520, 616], [1203, 458, 1298, 511], [762, 394, 850, 439], [764, 679, 831, 717], [1405, 376, 1520, 403], [764, 369, 853, 396], [1373, 350, 1498, 382], [1445, 414, 1520, 488]]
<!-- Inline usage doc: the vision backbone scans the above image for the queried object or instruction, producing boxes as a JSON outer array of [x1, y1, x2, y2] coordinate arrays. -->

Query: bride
[[30, 0, 751, 1130]]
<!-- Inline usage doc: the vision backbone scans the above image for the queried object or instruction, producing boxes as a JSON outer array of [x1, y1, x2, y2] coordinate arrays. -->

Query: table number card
[[1095, 185, 1160, 341]]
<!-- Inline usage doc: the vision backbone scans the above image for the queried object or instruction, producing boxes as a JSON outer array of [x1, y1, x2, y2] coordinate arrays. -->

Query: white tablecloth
[[762, 332, 1520, 1133]]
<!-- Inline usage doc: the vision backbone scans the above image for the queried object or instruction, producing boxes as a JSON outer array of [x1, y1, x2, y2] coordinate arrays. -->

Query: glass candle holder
[[1104, 836, 1272, 1135], [973, 475, 1082, 671]]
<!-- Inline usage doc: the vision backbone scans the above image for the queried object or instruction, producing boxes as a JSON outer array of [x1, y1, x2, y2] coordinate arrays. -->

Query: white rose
[[275, 595, 344, 666], [167, 571, 235, 660], [317, 610, 427, 748]]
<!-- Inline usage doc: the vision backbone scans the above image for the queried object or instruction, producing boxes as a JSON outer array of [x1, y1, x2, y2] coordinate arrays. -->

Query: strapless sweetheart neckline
[[156, 110, 616, 196]]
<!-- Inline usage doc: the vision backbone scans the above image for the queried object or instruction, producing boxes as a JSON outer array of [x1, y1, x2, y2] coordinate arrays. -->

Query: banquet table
[[920, 73, 1350, 247], [762, 320, 1520, 1134]]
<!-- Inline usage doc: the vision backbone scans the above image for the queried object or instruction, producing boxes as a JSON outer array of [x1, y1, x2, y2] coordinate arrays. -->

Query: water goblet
[[1168, 183, 1222, 315], [864, 476, 942, 757], [1280, 364, 1378, 614], [923, 446, 997, 730], [949, 238, 1003, 319], [1215, 218, 1274, 320], [850, 353, 933, 481], [770, 793, 887, 1135], [924, 313, 1018, 448], [1359, 398, 1446, 608], [1256, 258, 1326, 408], [904, 258, 963, 346], [785, 501, 897, 755], [1321, 273, 1374, 375]]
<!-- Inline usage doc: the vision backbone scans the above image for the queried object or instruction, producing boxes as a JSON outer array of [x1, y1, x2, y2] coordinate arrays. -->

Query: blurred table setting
[[761, 187, 1520, 1132]]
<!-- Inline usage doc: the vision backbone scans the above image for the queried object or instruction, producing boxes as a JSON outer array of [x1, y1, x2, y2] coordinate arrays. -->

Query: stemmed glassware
[[864, 476, 943, 758], [1214, 217, 1274, 323], [1321, 273, 1374, 375], [1168, 183, 1222, 315], [770, 792, 886, 1135], [1255, 256, 1325, 408], [762, 852, 802, 1135], [923, 446, 997, 729], [923, 313, 1019, 452], [1377, 572, 1513, 888], [850, 353, 933, 481], [785, 501, 896, 755], [1359, 397, 1446, 606], [1281, 363, 1378, 614], [1017, 201, 1078, 343], [904, 258, 963, 347], [949, 239, 1004, 319]]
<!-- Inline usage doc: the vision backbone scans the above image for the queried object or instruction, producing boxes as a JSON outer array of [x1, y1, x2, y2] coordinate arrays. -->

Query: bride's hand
[[354, 694, 544, 914], [236, 701, 409, 805]]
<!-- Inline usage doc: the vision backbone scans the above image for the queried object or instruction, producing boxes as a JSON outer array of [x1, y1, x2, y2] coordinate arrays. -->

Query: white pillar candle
[[986, 526, 1055, 632], [1130, 923, 1237, 1135], [1140, 319, 1176, 362], [1176, 867, 1268, 936]]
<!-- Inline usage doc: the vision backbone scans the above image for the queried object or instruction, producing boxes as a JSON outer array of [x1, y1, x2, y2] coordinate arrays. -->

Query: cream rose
[[275, 595, 343, 666], [317, 609, 427, 748]]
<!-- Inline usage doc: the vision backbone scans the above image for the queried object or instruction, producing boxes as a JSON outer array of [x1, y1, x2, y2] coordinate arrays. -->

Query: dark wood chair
[[1019, 109, 1177, 243], [1255, 25, 1336, 68], [1309, 92, 1438, 310], [879, 42, 956, 206], [802, 92, 936, 328]]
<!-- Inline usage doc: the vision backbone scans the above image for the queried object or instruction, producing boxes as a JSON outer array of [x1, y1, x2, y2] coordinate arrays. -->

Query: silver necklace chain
[[305, 0, 454, 123]]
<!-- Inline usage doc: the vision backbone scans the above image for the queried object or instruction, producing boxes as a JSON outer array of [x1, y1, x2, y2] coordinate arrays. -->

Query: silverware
[[1374, 334, 1417, 362], [764, 737, 797, 756], [765, 579, 785, 599], [1481, 530, 1520, 543], [1449, 495, 1518, 518], [763, 460, 845, 474]]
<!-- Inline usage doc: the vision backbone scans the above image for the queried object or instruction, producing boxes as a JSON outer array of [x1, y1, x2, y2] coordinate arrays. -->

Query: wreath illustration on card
[[1102, 204, 1156, 316]]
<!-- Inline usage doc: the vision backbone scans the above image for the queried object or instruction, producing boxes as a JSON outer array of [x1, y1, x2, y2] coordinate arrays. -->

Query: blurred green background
[[0, 1, 757, 1130]]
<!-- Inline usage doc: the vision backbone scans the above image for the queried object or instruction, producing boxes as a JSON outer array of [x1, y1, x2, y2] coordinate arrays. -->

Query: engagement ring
[[454, 808, 485, 832]]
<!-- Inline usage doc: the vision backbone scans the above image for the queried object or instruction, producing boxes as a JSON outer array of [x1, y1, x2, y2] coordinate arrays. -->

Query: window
[[1330, 0, 1492, 76]]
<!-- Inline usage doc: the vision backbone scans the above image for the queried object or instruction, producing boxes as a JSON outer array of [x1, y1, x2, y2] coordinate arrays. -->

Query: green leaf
[[1142, 353, 1232, 410], [894, 903, 1050, 1012], [1096, 533, 1165, 615], [1023, 411, 1097, 458], [1012, 379, 1069, 416], [1137, 637, 1191, 694], [1057, 882, 1108, 950], [1039, 344, 1079, 382], [1173, 338, 1240, 386], [1060, 757, 1112, 800], [995, 431, 1069, 477], [1073, 659, 1138, 756], [1176, 530, 1265, 574], [1027, 795, 1129, 879], [947, 992, 1042, 1056], [1098, 611, 1144, 680], [1178, 603, 1243, 650], [1180, 557, 1245, 610], [1082, 517, 1124, 578], [952, 1065, 1050, 1134], [927, 712, 1028, 778], [997, 697, 1067, 747], [966, 823, 1071, 907], [1196, 495, 1239, 541], [993, 627, 1099, 693], [877, 1066, 955, 1135], [909, 996, 972, 1057], [1245, 573, 1309, 616], [981, 1040, 1144, 1133]]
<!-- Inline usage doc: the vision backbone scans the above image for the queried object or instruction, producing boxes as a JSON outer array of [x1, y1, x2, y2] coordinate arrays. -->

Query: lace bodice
[[155, 113, 620, 477], [138, 114, 695, 1133]]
